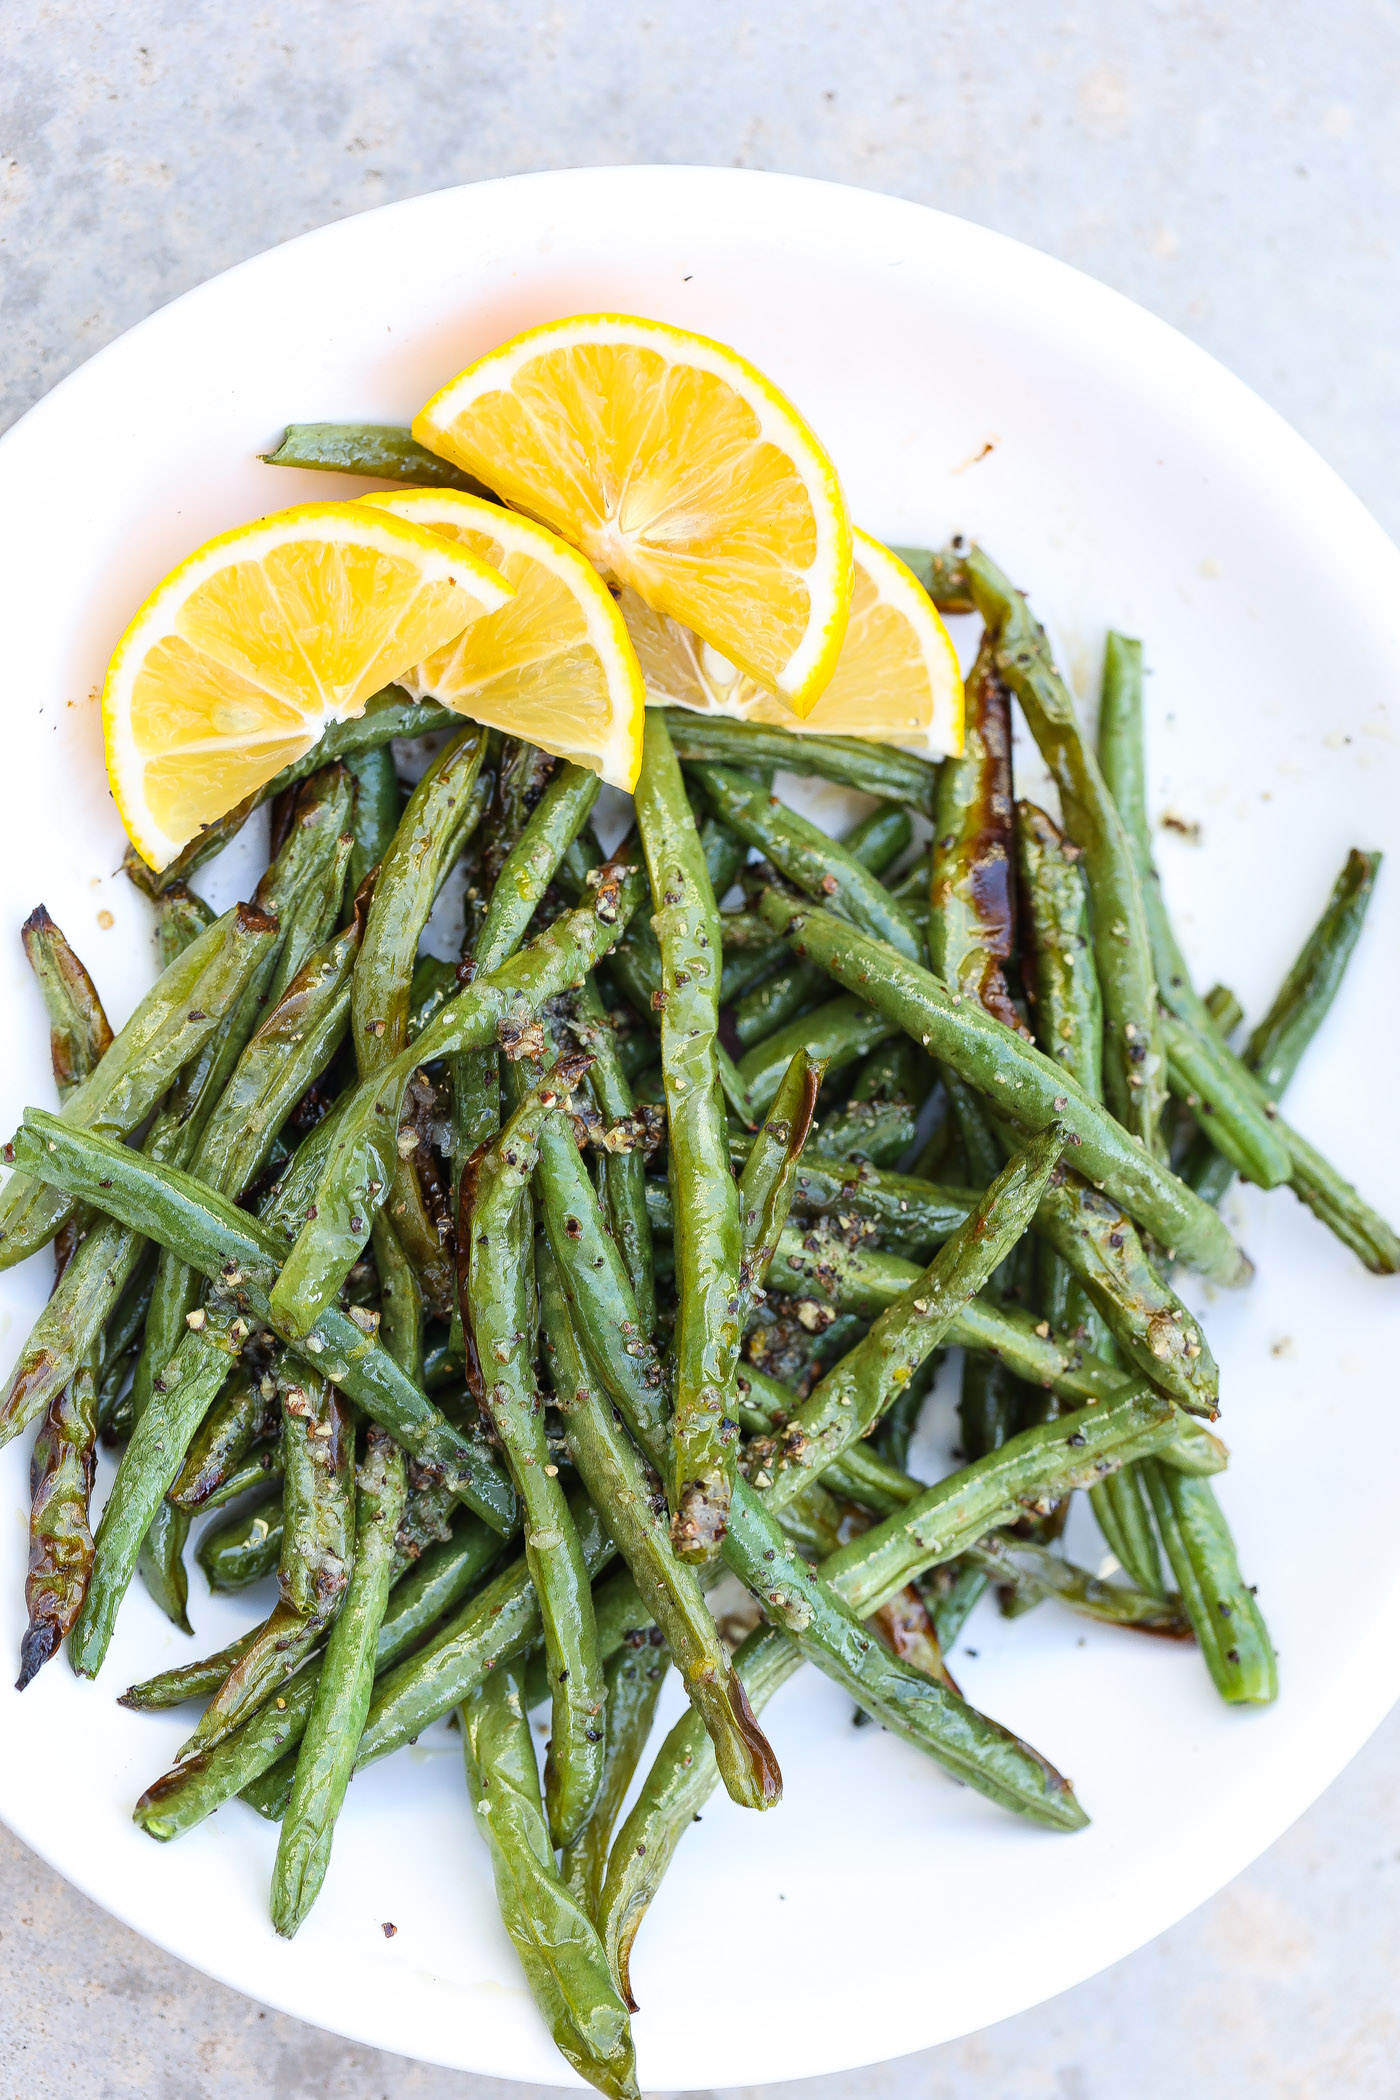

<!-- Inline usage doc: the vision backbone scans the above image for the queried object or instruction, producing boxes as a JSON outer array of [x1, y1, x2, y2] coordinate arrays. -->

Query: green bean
[[1087, 1465, 1166, 1598], [720, 941, 784, 1008], [736, 1050, 824, 1319], [277, 1371, 355, 1619], [963, 559, 1166, 1146], [890, 850, 933, 902], [691, 765, 923, 960], [923, 1561, 988, 1651], [843, 803, 914, 877], [120, 1627, 263, 1711], [130, 860, 361, 1623], [372, 1214, 424, 1387], [188, 1476, 458, 1760], [817, 1381, 1179, 1610], [811, 1097, 917, 1167], [660, 707, 938, 815], [894, 541, 975, 611], [17, 1352, 98, 1689], [968, 1533, 1191, 1636], [1010, 1163, 1217, 1414], [1139, 1461, 1276, 1702], [1192, 854, 1384, 1209], [849, 1035, 930, 1106], [343, 746, 402, 893], [1247, 848, 1381, 1093], [539, 1246, 781, 1813], [941, 1069, 1003, 1190], [261, 421, 495, 494], [449, 763, 603, 1347], [68, 1309, 246, 1677], [0, 899, 281, 1269], [358, 730, 495, 1075], [181, 1600, 325, 1759], [599, 1382, 1168, 2000], [201, 1450, 282, 1512], [930, 634, 1024, 1030], [695, 806, 750, 901], [1017, 802, 1102, 1099], [196, 1481, 283, 1590], [14, 919, 112, 1681], [1159, 1012, 1290, 1188], [460, 1659, 640, 2100], [6, 1113, 518, 1534], [1015, 792, 1165, 1561], [467, 1066, 606, 1848], [135, 1519, 500, 1836], [272, 1424, 406, 1936], [1205, 984, 1245, 1038], [21, 907, 113, 1100], [732, 1365, 917, 1514], [634, 713, 741, 1555], [755, 888, 1250, 1286], [567, 975, 657, 1334], [266, 863, 646, 1338], [787, 1155, 981, 1246], [736, 994, 898, 1121], [485, 740, 558, 878], [560, 1640, 670, 1922], [1101, 639, 1397, 1263], [723, 816, 909, 1042], [730, 954, 828, 1051], [353, 726, 489, 1309], [152, 884, 217, 969], [124, 688, 460, 895], [356, 1490, 616, 1771], [142, 911, 363, 1375], [168, 1373, 269, 1508]]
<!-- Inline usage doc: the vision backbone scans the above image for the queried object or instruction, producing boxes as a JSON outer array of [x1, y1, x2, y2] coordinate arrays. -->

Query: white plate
[[0, 167, 1397, 2092]]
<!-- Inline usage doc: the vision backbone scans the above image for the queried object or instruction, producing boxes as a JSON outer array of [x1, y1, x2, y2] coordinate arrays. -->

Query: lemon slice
[[357, 489, 645, 791], [412, 313, 853, 719], [105, 500, 512, 870], [619, 529, 964, 759]]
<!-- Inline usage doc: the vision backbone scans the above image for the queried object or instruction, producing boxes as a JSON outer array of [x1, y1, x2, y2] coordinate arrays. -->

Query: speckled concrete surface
[[3, 4, 1399, 2093]]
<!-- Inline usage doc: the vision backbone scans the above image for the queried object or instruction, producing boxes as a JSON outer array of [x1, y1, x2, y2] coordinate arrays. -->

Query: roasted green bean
[[634, 713, 741, 1555], [661, 708, 938, 815], [272, 1424, 406, 1936], [460, 1658, 640, 2100], [539, 1244, 781, 1812], [963, 559, 1166, 1146], [467, 1065, 606, 1847], [262, 421, 495, 494]]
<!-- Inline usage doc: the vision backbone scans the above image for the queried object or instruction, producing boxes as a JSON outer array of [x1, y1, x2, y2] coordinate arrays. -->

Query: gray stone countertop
[[2, 4, 1398, 2094]]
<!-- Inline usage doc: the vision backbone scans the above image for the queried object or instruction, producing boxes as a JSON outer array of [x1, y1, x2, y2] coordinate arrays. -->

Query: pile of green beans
[[2, 490, 1391, 2095]]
